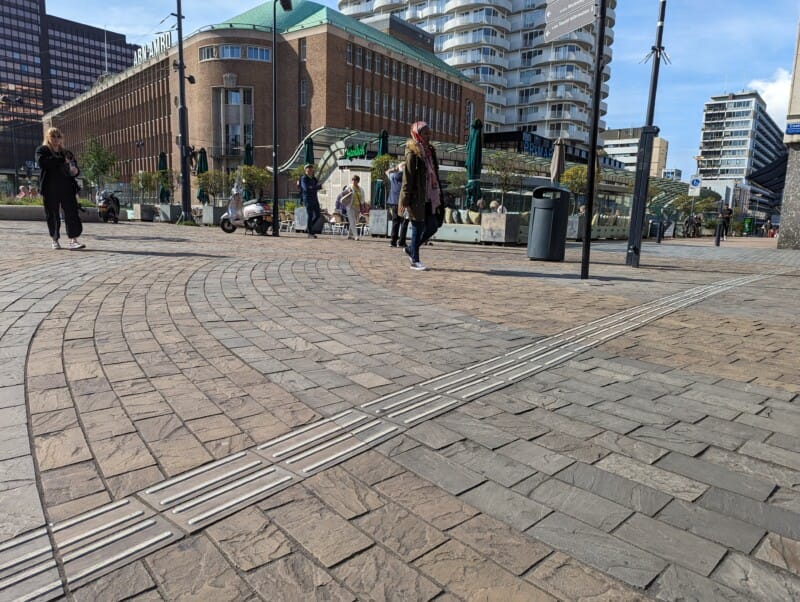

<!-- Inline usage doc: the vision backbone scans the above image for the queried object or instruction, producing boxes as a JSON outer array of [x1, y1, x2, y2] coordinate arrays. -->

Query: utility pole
[[173, 0, 192, 222], [626, 0, 669, 267]]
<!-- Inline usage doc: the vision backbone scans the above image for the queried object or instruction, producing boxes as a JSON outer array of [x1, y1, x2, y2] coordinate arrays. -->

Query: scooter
[[96, 189, 121, 223], [219, 172, 272, 235]]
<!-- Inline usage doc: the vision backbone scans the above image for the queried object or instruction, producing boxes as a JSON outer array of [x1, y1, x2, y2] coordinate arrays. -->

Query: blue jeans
[[407, 204, 439, 262], [306, 202, 320, 233]]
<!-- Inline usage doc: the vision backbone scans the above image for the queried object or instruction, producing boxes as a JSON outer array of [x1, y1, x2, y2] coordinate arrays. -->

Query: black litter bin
[[528, 186, 570, 261]]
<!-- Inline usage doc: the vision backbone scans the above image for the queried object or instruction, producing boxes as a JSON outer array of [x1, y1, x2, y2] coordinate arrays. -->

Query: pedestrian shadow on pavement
[[98, 249, 222, 259]]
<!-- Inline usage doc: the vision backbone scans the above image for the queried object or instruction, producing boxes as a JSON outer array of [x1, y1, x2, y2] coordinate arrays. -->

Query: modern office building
[[598, 127, 668, 177], [42, 1, 484, 203], [697, 91, 786, 211], [662, 168, 682, 181], [0, 0, 137, 193], [340, 0, 616, 145]]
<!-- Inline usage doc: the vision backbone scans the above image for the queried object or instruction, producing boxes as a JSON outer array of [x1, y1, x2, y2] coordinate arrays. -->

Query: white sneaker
[[410, 262, 428, 271], [51, 240, 61, 249], [68, 241, 86, 250]]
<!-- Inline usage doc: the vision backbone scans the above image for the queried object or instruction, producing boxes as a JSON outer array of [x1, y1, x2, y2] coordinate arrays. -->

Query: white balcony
[[441, 34, 510, 52], [444, 0, 512, 13], [473, 73, 508, 88], [441, 14, 511, 34], [444, 53, 509, 70], [339, 1, 372, 17], [373, 0, 404, 10]]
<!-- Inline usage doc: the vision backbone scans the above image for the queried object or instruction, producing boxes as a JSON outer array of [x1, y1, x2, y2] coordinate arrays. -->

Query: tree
[[484, 151, 527, 208], [670, 189, 722, 218], [197, 170, 230, 203], [81, 137, 116, 191], [241, 165, 272, 199], [288, 165, 306, 192], [445, 170, 467, 200], [132, 171, 158, 202], [370, 154, 394, 183]]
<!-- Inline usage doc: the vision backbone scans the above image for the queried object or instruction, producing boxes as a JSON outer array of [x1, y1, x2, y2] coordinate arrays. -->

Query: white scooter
[[219, 172, 271, 235]]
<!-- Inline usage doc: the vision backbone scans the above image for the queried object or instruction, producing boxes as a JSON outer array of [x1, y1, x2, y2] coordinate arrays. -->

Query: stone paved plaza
[[1, 219, 799, 601]]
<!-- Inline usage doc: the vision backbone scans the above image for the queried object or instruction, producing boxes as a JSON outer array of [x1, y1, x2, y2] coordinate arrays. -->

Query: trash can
[[527, 186, 570, 261]]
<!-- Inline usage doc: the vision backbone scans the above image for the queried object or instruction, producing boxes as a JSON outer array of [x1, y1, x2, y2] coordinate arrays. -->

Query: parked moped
[[219, 173, 271, 235], [96, 189, 121, 223]]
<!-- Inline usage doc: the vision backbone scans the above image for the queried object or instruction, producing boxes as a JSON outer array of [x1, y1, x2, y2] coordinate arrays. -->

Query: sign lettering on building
[[133, 32, 173, 66], [344, 143, 367, 160]]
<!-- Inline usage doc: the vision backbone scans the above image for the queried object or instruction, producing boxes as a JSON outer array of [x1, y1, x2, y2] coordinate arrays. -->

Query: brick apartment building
[[42, 0, 484, 201]]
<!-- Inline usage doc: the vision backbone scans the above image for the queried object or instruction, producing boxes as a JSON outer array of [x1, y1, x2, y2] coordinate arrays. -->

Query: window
[[364, 88, 371, 114], [423, 72, 429, 91], [346, 43, 352, 64], [355, 85, 361, 111], [242, 89, 253, 105], [199, 46, 216, 61], [246, 46, 271, 62], [225, 89, 241, 105], [383, 93, 389, 117], [346, 81, 352, 109], [399, 99, 405, 122], [365, 51, 372, 71], [355, 47, 362, 68], [391, 97, 397, 121], [300, 79, 307, 107], [374, 54, 382, 74], [219, 45, 241, 59], [299, 38, 306, 61], [374, 92, 380, 116], [392, 61, 398, 80], [384, 58, 391, 77], [400, 64, 406, 83]]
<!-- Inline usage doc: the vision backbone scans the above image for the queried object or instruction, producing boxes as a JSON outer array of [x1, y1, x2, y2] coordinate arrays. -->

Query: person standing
[[36, 127, 85, 250], [719, 205, 733, 241], [399, 121, 442, 271], [300, 163, 322, 238], [343, 175, 364, 241], [386, 162, 408, 248]]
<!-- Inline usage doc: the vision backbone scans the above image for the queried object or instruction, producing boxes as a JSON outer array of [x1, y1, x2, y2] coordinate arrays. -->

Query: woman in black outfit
[[36, 127, 85, 250]]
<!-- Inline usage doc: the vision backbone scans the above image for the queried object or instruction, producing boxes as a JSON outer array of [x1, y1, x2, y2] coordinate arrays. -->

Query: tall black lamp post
[[1, 95, 24, 193], [272, 0, 293, 236], [173, 0, 196, 222]]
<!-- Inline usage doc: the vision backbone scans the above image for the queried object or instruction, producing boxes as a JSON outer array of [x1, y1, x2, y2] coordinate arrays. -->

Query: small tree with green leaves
[[132, 171, 159, 203], [241, 165, 272, 199], [81, 137, 116, 193], [197, 170, 229, 203], [445, 170, 467, 204], [485, 152, 526, 209]]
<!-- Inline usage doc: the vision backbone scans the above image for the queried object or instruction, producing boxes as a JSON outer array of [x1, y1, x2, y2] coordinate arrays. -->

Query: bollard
[[714, 222, 721, 247]]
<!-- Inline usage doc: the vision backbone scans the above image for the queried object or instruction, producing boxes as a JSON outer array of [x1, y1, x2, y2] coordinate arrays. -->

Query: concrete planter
[[202, 205, 227, 226], [481, 212, 520, 245], [133, 204, 155, 222], [368, 210, 388, 237], [158, 204, 182, 223]]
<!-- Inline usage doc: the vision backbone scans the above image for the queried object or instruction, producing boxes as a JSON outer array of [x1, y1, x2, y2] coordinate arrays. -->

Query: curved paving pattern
[[2, 220, 800, 600]]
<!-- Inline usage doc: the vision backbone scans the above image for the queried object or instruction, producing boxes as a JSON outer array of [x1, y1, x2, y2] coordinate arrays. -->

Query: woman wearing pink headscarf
[[398, 121, 442, 271]]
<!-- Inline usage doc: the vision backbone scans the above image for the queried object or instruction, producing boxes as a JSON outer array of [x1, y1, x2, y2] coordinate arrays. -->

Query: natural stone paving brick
[[375, 471, 479, 530], [30, 407, 78, 436], [73, 389, 119, 413], [120, 391, 172, 421], [206, 506, 291, 571], [0, 384, 24, 409], [457, 399, 505, 419], [235, 412, 292, 443], [206, 433, 256, 458], [265, 491, 372, 568], [460, 481, 552, 531], [375, 433, 421, 458], [34, 426, 93, 471], [185, 414, 241, 443], [333, 545, 441, 601], [0, 456, 45, 543], [740, 439, 800, 471], [657, 498, 765, 553], [406, 421, 464, 450], [448, 514, 550, 576], [0, 422, 30, 461], [393, 446, 485, 495], [556, 404, 640, 435], [340, 450, 405, 486], [106, 465, 164, 498], [304, 466, 385, 519], [590, 431, 668, 465], [530, 478, 632, 531], [712, 552, 800, 600], [81, 406, 135, 442], [244, 553, 355, 602], [71, 561, 155, 602], [92, 432, 156, 477], [147, 534, 253, 601], [481, 411, 550, 440], [655, 451, 775, 501], [39, 460, 105, 507], [434, 411, 518, 450], [556, 461, 672, 516], [596, 453, 708, 502], [497, 439, 575, 476], [354, 502, 448, 562], [615, 512, 727, 576], [533, 431, 610, 464], [592, 400, 677, 429], [699, 487, 800, 540], [754, 533, 800, 577], [414, 539, 556, 601], [525, 551, 646, 601], [440, 440, 535, 487], [650, 564, 741, 602], [529, 512, 667, 589], [525, 407, 602, 439], [702, 446, 800, 492]]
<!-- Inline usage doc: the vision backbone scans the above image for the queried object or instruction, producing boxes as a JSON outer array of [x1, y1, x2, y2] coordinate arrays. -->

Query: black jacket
[[36, 145, 80, 200]]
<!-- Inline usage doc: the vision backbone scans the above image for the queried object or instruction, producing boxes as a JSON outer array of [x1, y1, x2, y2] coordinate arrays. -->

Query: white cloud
[[748, 69, 792, 128]]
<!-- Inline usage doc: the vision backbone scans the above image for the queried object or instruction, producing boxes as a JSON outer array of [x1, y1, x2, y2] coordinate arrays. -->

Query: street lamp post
[[1, 95, 24, 193], [173, 0, 193, 222], [272, 0, 293, 236]]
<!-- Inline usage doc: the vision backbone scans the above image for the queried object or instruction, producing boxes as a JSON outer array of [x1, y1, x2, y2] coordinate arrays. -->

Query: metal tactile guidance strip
[[0, 528, 62, 602]]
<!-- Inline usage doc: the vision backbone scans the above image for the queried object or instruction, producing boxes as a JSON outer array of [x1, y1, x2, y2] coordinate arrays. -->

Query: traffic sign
[[688, 175, 702, 197], [546, 0, 594, 22], [544, 2, 596, 41]]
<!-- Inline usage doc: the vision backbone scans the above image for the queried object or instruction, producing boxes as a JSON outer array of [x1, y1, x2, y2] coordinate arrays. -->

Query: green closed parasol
[[373, 129, 388, 208], [195, 148, 209, 204], [465, 119, 483, 209], [157, 151, 170, 203]]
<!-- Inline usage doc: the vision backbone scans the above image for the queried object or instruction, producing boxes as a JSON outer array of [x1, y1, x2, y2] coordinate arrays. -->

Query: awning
[[747, 153, 788, 194]]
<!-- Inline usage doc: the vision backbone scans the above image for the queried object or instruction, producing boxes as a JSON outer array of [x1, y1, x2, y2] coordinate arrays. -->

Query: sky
[[47, 0, 799, 181]]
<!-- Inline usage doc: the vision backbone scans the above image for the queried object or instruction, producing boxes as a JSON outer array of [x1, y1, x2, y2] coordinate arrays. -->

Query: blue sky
[[50, 0, 799, 180]]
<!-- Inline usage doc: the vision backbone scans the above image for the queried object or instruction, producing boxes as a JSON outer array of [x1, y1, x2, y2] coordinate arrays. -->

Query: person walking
[[399, 121, 442, 271], [343, 175, 364, 240], [300, 163, 322, 238], [719, 205, 733, 241], [386, 162, 408, 248], [36, 127, 85, 250]]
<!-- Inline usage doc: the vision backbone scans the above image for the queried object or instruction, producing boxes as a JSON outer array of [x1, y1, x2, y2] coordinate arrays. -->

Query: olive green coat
[[398, 140, 441, 222]]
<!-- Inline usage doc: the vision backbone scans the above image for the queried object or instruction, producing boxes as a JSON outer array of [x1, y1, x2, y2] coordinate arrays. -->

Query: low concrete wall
[[0, 205, 101, 222]]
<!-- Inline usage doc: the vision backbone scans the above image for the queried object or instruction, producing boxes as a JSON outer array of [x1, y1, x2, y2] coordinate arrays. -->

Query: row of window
[[345, 43, 461, 101], [199, 45, 272, 62], [344, 81, 458, 136]]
